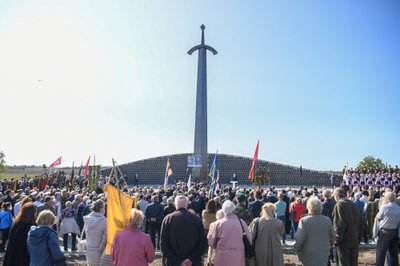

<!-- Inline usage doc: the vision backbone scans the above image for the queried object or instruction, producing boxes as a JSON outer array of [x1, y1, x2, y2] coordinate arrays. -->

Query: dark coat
[[322, 198, 336, 221], [332, 198, 362, 248], [36, 203, 56, 216], [3, 221, 34, 266], [160, 208, 207, 266], [164, 204, 176, 217], [145, 202, 164, 224], [249, 200, 264, 218]]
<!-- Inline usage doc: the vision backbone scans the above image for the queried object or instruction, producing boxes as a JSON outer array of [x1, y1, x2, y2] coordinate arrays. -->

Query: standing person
[[36, 196, 56, 216], [321, 189, 336, 221], [274, 192, 287, 244], [364, 193, 379, 241], [332, 188, 362, 266], [83, 199, 107, 266], [250, 203, 284, 266], [111, 209, 155, 266], [59, 201, 81, 252], [289, 197, 306, 239], [145, 196, 164, 250], [137, 195, 149, 232], [234, 193, 253, 225], [295, 197, 335, 266], [206, 210, 224, 266], [3, 202, 37, 266], [375, 191, 400, 266], [160, 195, 208, 266], [164, 197, 176, 217], [201, 199, 217, 233], [0, 202, 13, 252], [27, 210, 66, 266], [207, 200, 251, 266], [249, 190, 264, 219]]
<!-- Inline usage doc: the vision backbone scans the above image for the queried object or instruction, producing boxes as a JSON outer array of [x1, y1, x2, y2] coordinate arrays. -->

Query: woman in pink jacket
[[111, 208, 155, 266], [207, 200, 252, 266]]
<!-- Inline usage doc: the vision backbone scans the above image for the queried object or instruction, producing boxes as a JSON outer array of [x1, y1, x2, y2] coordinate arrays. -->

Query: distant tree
[[357, 156, 385, 173], [0, 150, 6, 173]]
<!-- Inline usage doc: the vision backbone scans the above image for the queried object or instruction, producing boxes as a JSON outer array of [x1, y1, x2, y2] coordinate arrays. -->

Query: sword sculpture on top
[[188, 25, 218, 182]]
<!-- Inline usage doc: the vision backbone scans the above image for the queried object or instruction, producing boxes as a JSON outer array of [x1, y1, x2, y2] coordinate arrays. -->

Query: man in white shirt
[[375, 191, 400, 266]]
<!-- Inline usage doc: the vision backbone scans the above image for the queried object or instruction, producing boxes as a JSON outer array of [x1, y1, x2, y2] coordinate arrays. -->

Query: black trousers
[[336, 246, 359, 266], [149, 222, 161, 249], [0, 228, 10, 251], [376, 228, 399, 266], [63, 233, 77, 251]]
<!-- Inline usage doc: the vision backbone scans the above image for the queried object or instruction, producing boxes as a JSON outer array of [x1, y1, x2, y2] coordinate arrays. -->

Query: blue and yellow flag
[[209, 152, 218, 198]]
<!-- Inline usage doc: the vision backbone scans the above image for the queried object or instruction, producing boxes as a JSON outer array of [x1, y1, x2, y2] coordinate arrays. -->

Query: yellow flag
[[105, 185, 134, 255]]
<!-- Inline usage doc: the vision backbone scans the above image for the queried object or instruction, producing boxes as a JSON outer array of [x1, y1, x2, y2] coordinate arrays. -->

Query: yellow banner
[[105, 184, 134, 255]]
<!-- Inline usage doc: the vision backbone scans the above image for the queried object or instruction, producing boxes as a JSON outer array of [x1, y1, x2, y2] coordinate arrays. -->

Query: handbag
[[77, 224, 87, 252], [238, 216, 254, 258]]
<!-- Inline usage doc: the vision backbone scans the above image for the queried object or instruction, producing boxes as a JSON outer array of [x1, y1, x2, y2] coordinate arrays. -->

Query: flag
[[70, 162, 75, 191], [50, 156, 62, 168], [187, 174, 192, 191], [83, 156, 91, 177], [164, 158, 173, 188], [105, 185, 134, 255], [343, 165, 349, 185], [248, 140, 260, 181], [215, 170, 220, 192], [77, 162, 83, 176], [209, 152, 218, 198]]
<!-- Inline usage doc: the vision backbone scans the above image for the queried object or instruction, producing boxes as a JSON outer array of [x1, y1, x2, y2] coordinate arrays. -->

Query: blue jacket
[[27, 226, 65, 266], [0, 210, 13, 229]]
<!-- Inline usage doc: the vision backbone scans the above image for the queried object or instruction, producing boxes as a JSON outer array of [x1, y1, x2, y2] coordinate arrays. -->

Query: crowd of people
[[0, 172, 399, 266]]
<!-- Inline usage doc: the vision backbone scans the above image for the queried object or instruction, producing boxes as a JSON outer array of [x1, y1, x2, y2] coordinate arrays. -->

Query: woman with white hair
[[83, 199, 106, 266], [207, 200, 251, 266], [111, 208, 155, 266], [294, 196, 335, 266], [250, 202, 285, 266]]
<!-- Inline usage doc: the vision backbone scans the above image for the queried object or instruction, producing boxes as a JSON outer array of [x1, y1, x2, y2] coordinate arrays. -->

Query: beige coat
[[250, 217, 284, 266], [202, 210, 216, 231], [294, 215, 335, 266]]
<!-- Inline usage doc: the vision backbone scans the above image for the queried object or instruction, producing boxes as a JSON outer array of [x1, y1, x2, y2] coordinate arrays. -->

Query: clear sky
[[0, 1, 399, 171]]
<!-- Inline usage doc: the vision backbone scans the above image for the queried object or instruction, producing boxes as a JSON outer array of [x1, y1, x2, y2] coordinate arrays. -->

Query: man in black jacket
[[160, 195, 207, 266], [145, 195, 164, 250], [333, 188, 362, 266]]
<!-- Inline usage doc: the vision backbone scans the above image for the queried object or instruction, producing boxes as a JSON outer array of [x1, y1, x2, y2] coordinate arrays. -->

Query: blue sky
[[0, 1, 399, 170]]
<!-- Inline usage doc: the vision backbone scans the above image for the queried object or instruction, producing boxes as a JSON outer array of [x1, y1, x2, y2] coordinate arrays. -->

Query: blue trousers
[[276, 215, 286, 242]]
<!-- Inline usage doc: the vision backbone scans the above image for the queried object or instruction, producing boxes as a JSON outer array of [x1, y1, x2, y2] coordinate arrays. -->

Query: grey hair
[[322, 189, 331, 198], [384, 191, 396, 203], [222, 200, 235, 215], [307, 196, 322, 215], [216, 209, 225, 220], [167, 197, 174, 205], [174, 195, 188, 209]]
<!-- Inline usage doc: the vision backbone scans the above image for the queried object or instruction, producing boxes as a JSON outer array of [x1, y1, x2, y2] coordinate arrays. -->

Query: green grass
[[0, 173, 37, 181]]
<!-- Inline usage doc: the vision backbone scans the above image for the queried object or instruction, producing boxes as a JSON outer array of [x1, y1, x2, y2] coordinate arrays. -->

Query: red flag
[[248, 140, 260, 180], [83, 156, 91, 177], [50, 156, 62, 168]]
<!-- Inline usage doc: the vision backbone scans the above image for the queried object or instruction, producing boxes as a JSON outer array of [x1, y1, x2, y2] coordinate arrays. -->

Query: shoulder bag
[[238, 216, 254, 258]]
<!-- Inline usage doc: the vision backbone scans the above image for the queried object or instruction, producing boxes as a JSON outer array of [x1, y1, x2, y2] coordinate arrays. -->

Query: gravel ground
[[0, 245, 376, 266]]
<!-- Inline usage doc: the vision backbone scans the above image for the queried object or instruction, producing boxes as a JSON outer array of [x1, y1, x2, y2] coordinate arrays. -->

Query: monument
[[188, 25, 217, 182]]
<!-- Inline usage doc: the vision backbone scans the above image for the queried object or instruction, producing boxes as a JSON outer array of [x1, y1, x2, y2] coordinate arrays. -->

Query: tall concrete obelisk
[[188, 25, 217, 182]]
